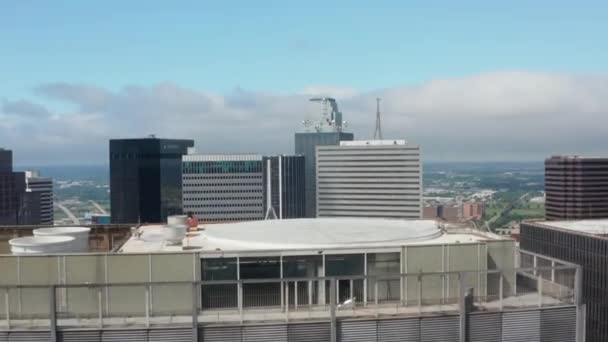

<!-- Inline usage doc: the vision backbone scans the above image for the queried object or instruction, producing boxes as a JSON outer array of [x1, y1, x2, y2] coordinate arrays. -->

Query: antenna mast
[[373, 97, 383, 139]]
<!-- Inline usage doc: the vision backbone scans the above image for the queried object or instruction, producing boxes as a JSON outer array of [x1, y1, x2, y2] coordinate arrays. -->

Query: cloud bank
[[1, 71, 607, 165]]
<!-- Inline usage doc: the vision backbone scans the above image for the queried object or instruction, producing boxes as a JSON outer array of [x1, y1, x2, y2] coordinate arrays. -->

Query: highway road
[[55, 203, 80, 224], [484, 192, 531, 232], [89, 200, 108, 215]]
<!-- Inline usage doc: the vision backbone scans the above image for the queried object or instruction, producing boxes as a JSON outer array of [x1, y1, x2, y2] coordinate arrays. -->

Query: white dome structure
[[9, 236, 76, 254], [201, 218, 443, 251], [34, 227, 91, 252]]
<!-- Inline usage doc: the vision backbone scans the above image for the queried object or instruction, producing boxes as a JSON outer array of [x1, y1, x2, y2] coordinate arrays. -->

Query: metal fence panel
[[7, 331, 52, 342], [288, 322, 331, 342], [339, 320, 377, 342], [377, 318, 420, 342], [201, 326, 242, 342], [101, 329, 147, 342], [420, 315, 459, 342], [148, 328, 192, 342], [540, 307, 576, 342], [243, 324, 288, 342], [502, 310, 540, 342], [58, 330, 102, 342], [468, 312, 501, 342]]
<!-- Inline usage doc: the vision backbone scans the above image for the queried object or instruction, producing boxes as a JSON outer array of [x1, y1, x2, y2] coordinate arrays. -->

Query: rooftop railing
[[0, 264, 579, 331]]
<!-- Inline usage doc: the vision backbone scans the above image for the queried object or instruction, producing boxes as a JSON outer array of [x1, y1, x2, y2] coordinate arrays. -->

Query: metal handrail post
[[294, 281, 298, 311], [97, 287, 103, 328], [499, 273, 504, 311], [308, 280, 312, 308], [285, 281, 289, 322], [417, 274, 422, 314], [4, 289, 9, 329], [49, 285, 57, 342], [330, 278, 337, 342], [458, 272, 466, 342], [192, 282, 199, 342], [145, 287, 150, 328], [538, 275, 543, 308]]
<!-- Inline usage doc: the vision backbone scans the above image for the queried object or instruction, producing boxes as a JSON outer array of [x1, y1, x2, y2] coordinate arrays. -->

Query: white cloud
[[1, 99, 51, 118], [301, 86, 359, 99], [1, 71, 607, 164]]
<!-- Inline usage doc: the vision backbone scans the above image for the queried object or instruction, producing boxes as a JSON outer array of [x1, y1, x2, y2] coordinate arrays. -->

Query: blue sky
[[2, 0, 606, 96], [1, 0, 607, 164]]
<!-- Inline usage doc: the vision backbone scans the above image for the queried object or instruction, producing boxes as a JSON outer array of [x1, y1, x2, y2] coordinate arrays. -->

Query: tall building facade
[[316, 140, 422, 219], [0, 149, 24, 225], [182, 154, 305, 222], [520, 220, 608, 342], [182, 154, 265, 222], [22, 171, 53, 225], [110, 137, 194, 224], [295, 132, 353, 217], [262, 155, 305, 219], [545, 156, 608, 220], [0, 149, 53, 225]]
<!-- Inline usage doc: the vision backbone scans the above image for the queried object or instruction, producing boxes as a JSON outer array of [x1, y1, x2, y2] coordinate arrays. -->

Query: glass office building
[[110, 137, 194, 224], [183, 154, 305, 222], [182, 154, 265, 222], [295, 132, 354, 217], [0, 149, 25, 225], [262, 155, 305, 219]]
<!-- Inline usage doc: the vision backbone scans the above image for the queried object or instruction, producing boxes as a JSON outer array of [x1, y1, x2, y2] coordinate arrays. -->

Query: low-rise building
[[521, 219, 608, 341], [0, 217, 585, 341]]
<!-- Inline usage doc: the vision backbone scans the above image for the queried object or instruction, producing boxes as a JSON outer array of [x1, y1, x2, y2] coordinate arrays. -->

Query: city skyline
[[1, 1, 607, 164]]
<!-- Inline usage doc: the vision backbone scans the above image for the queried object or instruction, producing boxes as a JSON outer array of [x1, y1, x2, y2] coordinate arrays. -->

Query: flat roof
[[183, 154, 263, 161], [119, 218, 508, 254], [532, 219, 608, 236], [548, 155, 608, 160], [340, 140, 407, 146]]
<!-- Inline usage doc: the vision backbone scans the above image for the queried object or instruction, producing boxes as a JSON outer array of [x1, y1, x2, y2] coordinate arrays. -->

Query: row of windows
[[184, 183, 262, 187], [199, 217, 263, 222], [318, 186, 421, 191], [185, 203, 262, 208], [184, 175, 261, 180], [110, 152, 181, 160], [184, 196, 262, 201], [184, 189, 262, 194], [190, 210, 262, 214], [183, 161, 262, 174]]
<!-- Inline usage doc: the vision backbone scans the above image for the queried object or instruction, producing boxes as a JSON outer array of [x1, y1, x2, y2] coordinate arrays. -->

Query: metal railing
[[0, 265, 580, 330]]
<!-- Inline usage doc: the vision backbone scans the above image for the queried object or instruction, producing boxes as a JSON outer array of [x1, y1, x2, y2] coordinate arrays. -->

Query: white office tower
[[316, 140, 422, 219], [182, 154, 265, 222]]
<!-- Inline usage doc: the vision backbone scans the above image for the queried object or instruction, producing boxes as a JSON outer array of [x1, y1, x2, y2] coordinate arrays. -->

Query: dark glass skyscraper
[[520, 220, 608, 342], [545, 156, 608, 220], [0, 149, 25, 225], [295, 132, 354, 217], [23, 171, 53, 225], [110, 137, 194, 224], [262, 155, 305, 219], [0, 149, 49, 226]]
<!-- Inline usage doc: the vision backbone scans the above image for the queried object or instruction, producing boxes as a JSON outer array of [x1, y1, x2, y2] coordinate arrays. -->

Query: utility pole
[[374, 97, 383, 140]]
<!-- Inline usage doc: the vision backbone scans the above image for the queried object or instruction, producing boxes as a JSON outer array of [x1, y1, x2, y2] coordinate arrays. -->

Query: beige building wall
[[0, 239, 514, 318], [0, 253, 197, 319]]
